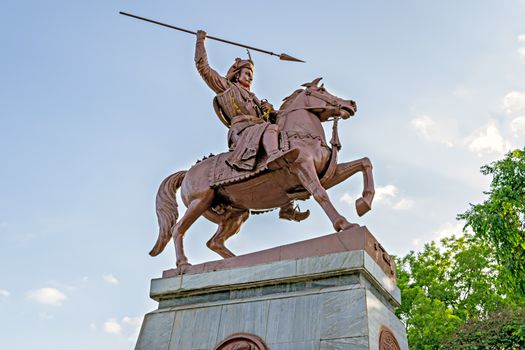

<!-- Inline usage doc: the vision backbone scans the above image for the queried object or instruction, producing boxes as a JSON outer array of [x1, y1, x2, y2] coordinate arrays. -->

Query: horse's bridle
[[278, 87, 345, 151], [279, 87, 349, 118], [305, 88, 345, 109]]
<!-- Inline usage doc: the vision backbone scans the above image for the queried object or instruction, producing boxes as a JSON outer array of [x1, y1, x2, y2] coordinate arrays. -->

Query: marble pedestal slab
[[135, 227, 408, 350]]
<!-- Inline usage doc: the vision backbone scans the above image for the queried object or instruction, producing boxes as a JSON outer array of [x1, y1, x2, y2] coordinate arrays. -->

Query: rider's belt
[[231, 115, 265, 125]]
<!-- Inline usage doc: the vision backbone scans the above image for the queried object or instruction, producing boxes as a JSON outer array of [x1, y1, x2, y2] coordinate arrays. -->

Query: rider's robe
[[195, 38, 269, 171]]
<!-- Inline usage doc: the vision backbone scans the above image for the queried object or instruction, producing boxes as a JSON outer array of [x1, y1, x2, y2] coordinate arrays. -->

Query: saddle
[[208, 151, 271, 187], [206, 129, 339, 189]]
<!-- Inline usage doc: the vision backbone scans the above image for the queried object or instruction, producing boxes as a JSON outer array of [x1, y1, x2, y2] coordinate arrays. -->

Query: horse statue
[[150, 78, 375, 268]]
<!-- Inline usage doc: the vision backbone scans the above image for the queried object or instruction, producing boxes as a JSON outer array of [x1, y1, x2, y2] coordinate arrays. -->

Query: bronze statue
[[150, 75, 375, 267], [121, 13, 376, 268]]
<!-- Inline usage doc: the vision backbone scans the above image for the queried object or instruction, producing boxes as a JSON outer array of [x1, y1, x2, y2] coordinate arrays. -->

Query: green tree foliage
[[458, 148, 525, 296], [441, 307, 525, 349], [395, 234, 520, 350], [397, 149, 525, 349]]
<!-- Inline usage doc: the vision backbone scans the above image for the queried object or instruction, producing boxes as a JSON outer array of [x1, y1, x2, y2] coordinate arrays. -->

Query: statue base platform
[[135, 226, 408, 350]]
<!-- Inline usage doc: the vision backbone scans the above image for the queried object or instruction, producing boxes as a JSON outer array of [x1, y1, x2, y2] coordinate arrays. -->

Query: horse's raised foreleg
[[172, 189, 214, 267], [323, 157, 375, 216], [292, 161, 358, 231], [206, 210, 249, 258]]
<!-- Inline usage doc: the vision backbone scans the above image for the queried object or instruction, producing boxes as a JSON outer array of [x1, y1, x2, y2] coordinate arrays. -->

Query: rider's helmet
[[226, 58, 254, 82]]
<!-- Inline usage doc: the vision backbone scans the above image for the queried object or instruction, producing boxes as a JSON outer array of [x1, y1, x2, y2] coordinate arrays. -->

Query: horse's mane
[[279, 88, 304, 110]]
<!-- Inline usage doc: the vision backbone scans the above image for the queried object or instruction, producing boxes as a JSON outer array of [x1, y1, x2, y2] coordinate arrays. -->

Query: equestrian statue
[[119, 14, 376, 268]]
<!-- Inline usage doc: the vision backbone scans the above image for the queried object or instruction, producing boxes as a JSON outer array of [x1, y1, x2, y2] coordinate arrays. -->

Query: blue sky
[[1, 1, 525, 348]]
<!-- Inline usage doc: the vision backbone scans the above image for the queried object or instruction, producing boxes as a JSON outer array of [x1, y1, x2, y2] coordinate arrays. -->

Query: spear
[[119, 11, 305, 63]]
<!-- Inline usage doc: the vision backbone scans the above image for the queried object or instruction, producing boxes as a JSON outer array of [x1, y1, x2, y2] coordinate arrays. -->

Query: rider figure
[[195, 30, 309, 222]]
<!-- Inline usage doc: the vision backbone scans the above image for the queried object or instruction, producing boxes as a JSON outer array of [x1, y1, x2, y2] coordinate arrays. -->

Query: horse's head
[[279, 78, 357, 122]]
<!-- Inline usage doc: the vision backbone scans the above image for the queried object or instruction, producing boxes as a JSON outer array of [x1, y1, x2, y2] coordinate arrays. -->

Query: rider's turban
[[226, 58, 254, 82]]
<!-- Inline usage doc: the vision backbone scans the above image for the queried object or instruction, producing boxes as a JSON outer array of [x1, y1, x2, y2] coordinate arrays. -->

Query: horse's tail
[[149, 170, 187, 257]]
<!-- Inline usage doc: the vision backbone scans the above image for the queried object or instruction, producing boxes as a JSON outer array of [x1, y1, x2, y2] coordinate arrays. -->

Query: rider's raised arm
[[195, 30, 228, 93]]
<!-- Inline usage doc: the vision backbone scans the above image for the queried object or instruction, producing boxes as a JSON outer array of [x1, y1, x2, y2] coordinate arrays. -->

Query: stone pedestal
[[136, 226, 408, 350]]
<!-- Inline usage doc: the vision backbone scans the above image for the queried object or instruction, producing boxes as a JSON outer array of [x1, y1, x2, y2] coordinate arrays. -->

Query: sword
[[119, 11, 305, 63]]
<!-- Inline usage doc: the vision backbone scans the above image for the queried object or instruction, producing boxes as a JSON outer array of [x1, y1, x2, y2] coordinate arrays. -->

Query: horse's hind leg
[[292, 161, 357, 232], [206, 210, 249, 258], [172, 189, 214, 267]]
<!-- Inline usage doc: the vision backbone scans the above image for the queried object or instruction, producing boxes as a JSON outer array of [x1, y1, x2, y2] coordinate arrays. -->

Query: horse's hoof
[[334, 216, 358, 231], [356, 197, 372, 217], [174, 260, 191, 275], [176, 259, 191, 268]]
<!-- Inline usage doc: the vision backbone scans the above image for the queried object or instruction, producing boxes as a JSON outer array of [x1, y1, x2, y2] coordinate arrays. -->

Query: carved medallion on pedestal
[[379, 326, 401, 350], [214, 333, 268, 350]]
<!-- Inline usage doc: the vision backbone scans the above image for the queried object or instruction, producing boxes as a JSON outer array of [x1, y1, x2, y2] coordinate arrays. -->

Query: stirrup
[[279, 204, 310, 222]]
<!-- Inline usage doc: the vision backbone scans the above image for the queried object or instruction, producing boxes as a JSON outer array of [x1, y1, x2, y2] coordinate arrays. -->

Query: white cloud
[[341, 191, 416, 213], [102, 316, 142, 342], [123, 316, 142, 328], [123, 316, 143, 342], [411, 115, 434, 135], [393, 198, 415, 210], [27, 287, 67, 306], [518, 34, 525, 60], [464, 122, 512, 157], [519, 46, 525, 59], [433, 221, 473, 241], [373, 185, 415, 211], [503, 91, 525, 115], [339, 193, 354, 205], [103, 318, 122, 335], [411, 115, 458, 147], [103, 274, 119, 286], [46, 279, 84, 292], [0, 289, 10, 297], [411, 222, 467, 249], [434, 222, 462, 240], [510, 116, 525, 137], [90, 323, 97, 330], [375, 185, 398, 202]]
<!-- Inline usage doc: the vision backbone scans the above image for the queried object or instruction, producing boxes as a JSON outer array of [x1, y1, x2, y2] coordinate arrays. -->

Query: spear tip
[[279, 53, 305, 63]]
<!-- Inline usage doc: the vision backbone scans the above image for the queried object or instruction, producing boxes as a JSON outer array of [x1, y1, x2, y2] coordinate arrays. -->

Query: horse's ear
[[312, 77, 323, 86], [301, 77, 323, 88]]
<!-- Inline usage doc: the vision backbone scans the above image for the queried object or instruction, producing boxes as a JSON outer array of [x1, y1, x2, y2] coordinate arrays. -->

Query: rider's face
[[237, 68, 253, 90]]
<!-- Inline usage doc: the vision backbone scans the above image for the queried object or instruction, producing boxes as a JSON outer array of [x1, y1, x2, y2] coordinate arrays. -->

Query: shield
[[213, 96, 231, 128]]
